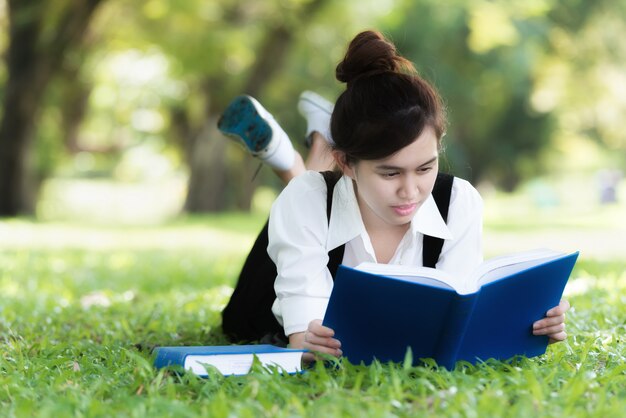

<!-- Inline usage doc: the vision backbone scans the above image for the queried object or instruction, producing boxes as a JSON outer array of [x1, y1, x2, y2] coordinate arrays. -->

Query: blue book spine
[[433, 292, 479, 369], [154, 348, 188, 369]]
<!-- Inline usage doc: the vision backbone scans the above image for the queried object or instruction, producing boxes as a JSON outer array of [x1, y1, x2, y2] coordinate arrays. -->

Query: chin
[[388, 216, 412, 226]]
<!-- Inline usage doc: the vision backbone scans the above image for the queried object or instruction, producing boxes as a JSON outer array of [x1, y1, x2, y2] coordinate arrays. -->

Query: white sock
[[258, 126, 295, 171]]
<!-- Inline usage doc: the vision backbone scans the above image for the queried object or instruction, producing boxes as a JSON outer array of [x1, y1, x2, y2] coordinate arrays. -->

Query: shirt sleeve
[[267, 171, 334, 336], [436, 178, 484, 279]]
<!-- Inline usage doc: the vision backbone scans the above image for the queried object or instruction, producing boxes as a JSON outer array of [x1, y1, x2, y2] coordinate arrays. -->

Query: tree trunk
[[60, 64, 92, 154], [0, 2, 46, 215], [184, 117, 229, 212], [0, 0, 103, 216], [0, 84, 41, 215]]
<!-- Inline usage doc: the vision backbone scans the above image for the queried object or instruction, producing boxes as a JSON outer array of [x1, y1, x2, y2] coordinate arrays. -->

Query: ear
[[332, 150, 356, 179]]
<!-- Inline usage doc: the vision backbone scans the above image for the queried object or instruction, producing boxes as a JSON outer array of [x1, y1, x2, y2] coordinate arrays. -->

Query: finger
[[302, 352, 316, 364], [302, 348, 342, 365], [548, 331, 568, 344], [308, 320, 336, 338], [533, 314, 565, 330], [304, 333, 341, 348], [302, 340, 343, 358], [304, 320, 342, 357], [533, 323, 565, 336], [547, 300, 570, 316], [304, 330, 341, 349]]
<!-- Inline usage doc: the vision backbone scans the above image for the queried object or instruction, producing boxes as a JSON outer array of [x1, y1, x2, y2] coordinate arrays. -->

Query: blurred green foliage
[[0, 0, 624, 212]]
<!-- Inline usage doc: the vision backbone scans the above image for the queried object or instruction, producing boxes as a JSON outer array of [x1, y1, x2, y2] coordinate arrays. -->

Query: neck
[[361, 206, 410, 264]]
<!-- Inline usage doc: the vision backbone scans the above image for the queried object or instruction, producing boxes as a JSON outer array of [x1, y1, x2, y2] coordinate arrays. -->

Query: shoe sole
[[217, 95, 272, 154]]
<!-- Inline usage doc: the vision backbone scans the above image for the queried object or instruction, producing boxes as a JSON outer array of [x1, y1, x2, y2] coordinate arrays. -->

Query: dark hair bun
[[336, 30, 416, 84], [331, 30, 446, 162]]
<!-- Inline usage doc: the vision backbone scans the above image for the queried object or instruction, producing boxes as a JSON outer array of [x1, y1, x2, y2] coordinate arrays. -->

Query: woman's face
[[344, 127, 439, 230]]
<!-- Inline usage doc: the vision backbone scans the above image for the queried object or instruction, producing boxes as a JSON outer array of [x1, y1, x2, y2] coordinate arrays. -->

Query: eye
[[418, 166, 433, 174], [380, 172, 399, 178]]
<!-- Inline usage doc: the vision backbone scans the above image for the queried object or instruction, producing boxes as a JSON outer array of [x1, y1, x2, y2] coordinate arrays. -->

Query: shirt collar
[[410, 194, 453, 240], [326, 175, 453, 251]]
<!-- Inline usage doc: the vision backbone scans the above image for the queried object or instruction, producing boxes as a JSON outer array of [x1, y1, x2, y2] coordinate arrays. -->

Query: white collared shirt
[[268, 171, 483, 336]]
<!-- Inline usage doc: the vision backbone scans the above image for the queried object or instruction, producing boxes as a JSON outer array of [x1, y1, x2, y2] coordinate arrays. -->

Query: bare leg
[[305, 133, 336, 172], [272, 132, 335, 184], [274, 151, 306, 184]]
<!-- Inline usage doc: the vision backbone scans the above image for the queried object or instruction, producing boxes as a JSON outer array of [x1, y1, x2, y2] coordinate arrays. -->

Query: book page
[[185, 354, 254, 376], [466, 249, 565, 293], [184, 352, 303, 376], [354, 249, 567, 295], [354, 262, 463, 293]]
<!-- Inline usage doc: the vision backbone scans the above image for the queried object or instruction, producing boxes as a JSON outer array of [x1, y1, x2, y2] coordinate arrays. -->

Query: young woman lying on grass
[[218, 30, 569, 362]]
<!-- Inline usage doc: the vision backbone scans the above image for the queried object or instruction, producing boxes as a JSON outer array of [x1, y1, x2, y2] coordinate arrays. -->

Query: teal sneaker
[[218, 95, 294, 170], [218, 95, 280, 155]]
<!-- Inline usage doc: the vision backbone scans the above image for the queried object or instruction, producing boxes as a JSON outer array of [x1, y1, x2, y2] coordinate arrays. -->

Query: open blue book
[[153, 345, 306, 377], [323, 249, 579, 369]]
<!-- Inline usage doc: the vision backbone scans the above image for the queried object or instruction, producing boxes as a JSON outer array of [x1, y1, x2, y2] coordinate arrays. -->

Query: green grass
[[1, 215, 625, 417]]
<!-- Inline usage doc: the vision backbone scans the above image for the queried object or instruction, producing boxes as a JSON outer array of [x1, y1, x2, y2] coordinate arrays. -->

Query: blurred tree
[[118, 0, 334, 212], [5, 0, 622, 218], [543, 0, 626, 163], [183, 3, 330, 212], [92, 0, 387, 212], [0, 0, 104, 216], [384, 0, 625, 189], [382, 0, 555, 190]]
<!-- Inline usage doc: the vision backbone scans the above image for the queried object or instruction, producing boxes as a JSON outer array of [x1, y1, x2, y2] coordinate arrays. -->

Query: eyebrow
[[376, 156, 438, 171]]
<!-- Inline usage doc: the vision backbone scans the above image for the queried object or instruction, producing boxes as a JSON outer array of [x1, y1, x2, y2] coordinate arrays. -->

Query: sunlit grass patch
[[1, 218, 625, 417]]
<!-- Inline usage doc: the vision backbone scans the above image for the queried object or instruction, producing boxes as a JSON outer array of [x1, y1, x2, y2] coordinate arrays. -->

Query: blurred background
[[0, 0, 624, 258]]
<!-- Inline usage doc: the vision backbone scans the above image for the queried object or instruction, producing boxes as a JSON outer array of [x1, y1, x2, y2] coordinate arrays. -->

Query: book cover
[[323, 250, 578, 369], [153, 344, 306, 377]]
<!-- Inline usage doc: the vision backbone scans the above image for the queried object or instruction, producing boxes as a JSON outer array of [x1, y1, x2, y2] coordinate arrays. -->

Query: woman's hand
[[289, 319, 342, 362], [533, 299, 570, 344]]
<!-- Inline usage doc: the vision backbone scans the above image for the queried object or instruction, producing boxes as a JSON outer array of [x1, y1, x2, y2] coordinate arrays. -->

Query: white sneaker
[[297, 91, 334, 146], [218, 95, 295, 171]]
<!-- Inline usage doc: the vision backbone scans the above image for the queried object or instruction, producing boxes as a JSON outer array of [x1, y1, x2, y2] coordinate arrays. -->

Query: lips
[[392, 203, 418, 216]]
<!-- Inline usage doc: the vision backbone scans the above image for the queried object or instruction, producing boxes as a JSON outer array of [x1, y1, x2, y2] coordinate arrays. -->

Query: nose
[[398, 174, 419, 200]]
